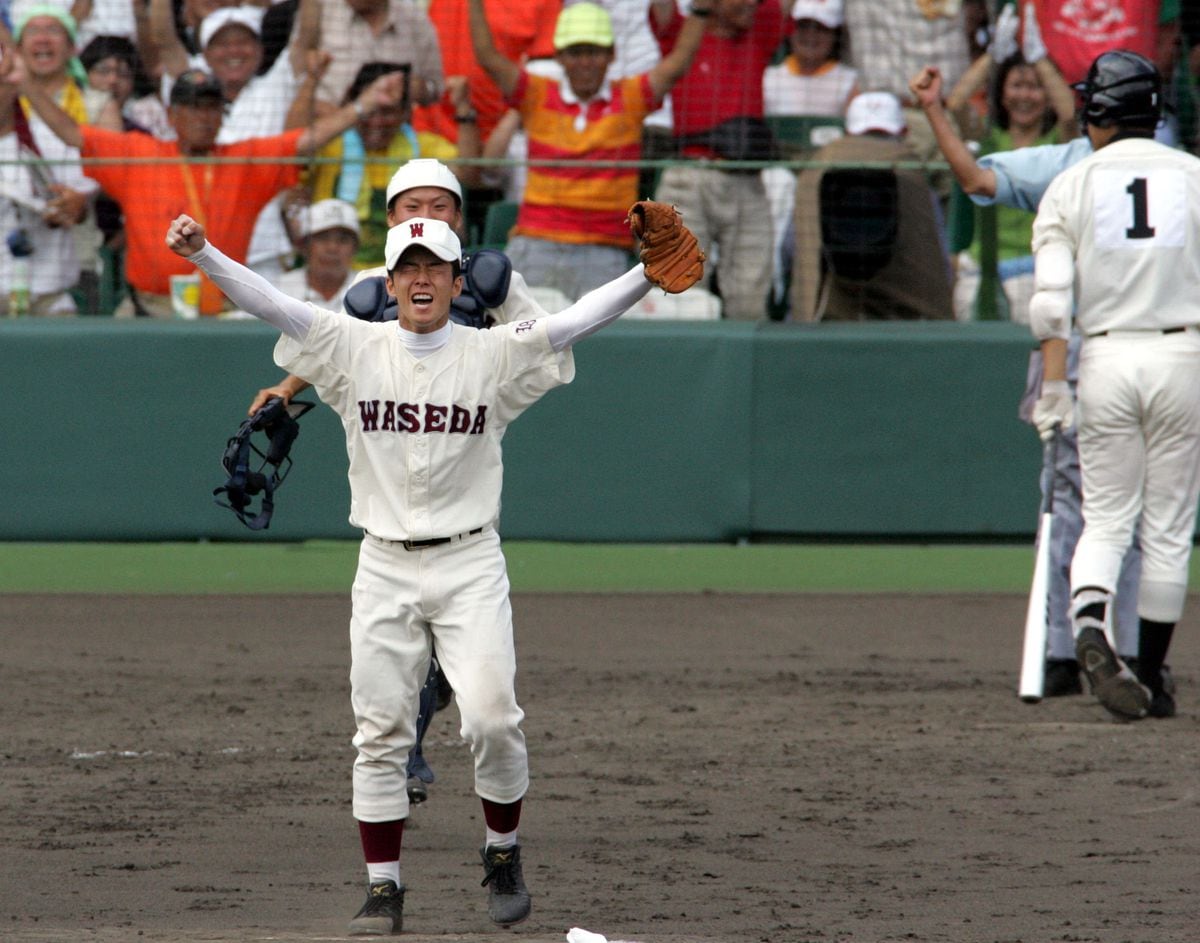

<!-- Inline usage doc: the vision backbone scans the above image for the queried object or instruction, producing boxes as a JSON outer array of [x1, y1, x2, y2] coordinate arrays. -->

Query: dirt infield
[[1, 592, 1197, 943]]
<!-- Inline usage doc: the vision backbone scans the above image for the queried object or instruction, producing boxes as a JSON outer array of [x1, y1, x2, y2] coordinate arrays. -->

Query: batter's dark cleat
[[348, 880, 405, 936], [1075, 626, 1150, 720], [406, 775, 429, 804], [1043, 658, 1083, 697], [1134, 662, 1177, 719], [480, 843, 531, 926]]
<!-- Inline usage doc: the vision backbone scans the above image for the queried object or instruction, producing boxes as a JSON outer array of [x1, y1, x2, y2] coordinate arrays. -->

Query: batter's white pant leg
[[1070, 341, 1145, 641], [1133, 337, 1200, 623], [1046, 425, 1141, 657], [1113, 537, 1142, 657], [424, 529, 529, 805], [349, 536, 434, 822]]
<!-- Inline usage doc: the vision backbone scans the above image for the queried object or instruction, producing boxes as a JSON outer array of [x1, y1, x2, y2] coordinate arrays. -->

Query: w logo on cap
[[409, 222, 425, 237]]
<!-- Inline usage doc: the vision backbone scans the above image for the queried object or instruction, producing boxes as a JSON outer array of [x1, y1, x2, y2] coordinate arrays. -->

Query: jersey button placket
[[411, 431, 430, 534], [410, 363, 431, 531]]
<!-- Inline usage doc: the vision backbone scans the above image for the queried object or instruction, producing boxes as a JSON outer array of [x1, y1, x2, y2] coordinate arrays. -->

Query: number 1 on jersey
[[1125, 177, 1155, 239]]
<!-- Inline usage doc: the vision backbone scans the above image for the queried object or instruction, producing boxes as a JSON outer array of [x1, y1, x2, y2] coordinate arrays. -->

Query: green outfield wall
[[0, 318, 1041, 542]]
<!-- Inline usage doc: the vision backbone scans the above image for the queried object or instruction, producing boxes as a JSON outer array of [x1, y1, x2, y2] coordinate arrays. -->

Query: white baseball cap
[[384, 217, 462, 271], [384, 159, 464, 208], [790, 0, 843, 28], [301, 199, 360, 239], [845, 92, 906, 136], [199, 5, 265, 50]]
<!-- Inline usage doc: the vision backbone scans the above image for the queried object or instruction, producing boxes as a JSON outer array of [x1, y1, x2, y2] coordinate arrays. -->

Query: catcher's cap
[[13, 4, 77, 42], [385, 159, 464, 209], [199, 5, 265, 49], [302, 199, 360, 239], [790, 0, 842, 28], [845, 92, 906, 136], [170, 69, 225, 107], [385, 217, 462, 271], [554, 2, 614, 50]]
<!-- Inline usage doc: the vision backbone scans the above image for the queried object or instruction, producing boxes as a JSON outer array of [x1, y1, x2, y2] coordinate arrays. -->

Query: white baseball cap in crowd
[[845, 92, 907, 136], [384, 159, 464, 208], [199, 5, 265, 50], [384, 217, 462, 271], [790, 0, 843, 28], [302, 199, 360, 239]]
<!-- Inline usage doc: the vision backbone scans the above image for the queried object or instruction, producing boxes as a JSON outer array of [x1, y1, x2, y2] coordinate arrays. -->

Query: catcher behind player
[[166, 202, 700, 935]]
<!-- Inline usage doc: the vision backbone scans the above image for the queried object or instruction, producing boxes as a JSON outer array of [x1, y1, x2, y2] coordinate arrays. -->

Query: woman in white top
[[762, 0, 858, 119]]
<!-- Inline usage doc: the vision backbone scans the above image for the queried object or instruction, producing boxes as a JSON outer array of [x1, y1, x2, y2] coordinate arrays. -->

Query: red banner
[[1033, 0, 1159, 84]]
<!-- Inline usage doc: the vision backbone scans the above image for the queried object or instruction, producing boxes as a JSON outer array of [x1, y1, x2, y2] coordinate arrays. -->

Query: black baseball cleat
[[1075, 626, 1150, 720], [1043, 658, 1083, 697], [348, 879, 405, 936], [480, 843, 531, 926], [1133, 662, 1177, 719]]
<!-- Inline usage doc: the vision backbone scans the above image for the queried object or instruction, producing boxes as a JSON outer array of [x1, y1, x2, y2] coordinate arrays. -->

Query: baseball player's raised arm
[[167, 215, 315, 339], [544, 265, 653, 352]]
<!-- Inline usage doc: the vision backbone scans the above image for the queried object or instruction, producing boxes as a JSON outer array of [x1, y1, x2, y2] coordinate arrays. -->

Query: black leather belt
[[400, 528, 483, 551], [1088, 326, 1189, 338]]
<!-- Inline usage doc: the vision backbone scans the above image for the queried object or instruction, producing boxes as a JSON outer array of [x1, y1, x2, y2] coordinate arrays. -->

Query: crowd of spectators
[[0, 0, 1193, 321]]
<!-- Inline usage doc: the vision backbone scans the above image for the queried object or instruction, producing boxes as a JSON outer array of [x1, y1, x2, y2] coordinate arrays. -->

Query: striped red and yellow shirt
[[510, 71, 655, 248]]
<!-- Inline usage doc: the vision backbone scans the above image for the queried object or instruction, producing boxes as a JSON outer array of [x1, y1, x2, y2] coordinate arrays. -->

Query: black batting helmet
[[1074, 50, 1162, 130]]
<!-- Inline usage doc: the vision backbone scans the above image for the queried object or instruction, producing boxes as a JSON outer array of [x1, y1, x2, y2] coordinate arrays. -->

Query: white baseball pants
[[349, 527, 528, 822], [1071, 330, 1200, 623]]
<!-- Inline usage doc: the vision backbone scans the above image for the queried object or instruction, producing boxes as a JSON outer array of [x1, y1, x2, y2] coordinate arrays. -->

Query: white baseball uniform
[[1032, 137, 1200, 623], [190, 238, 651, 822]]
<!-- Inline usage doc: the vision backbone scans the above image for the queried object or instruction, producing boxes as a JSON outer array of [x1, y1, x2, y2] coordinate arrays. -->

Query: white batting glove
[[1021, 2, 1047, 64], [1032, 380, 1073, 442], [988, 4, 1020, 62]]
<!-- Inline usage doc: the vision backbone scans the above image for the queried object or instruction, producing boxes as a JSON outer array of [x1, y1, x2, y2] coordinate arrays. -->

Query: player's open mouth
[[411, 293, 434, 306]]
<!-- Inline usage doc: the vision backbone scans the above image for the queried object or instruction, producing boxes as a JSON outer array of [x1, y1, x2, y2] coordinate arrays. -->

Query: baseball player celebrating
[[1029, 50, 1198, 721], [167, 202, 700, 933], [248, 159, 551, 806], [250, 159, 551, 413]]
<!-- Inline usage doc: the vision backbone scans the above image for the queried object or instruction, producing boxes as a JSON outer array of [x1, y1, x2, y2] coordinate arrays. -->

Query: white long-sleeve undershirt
[[188, 242, 653, 352]]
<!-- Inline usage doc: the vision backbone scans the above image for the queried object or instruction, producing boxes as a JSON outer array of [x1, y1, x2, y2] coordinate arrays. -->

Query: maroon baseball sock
[[358, 819, 405, 864], [481, 798, 522, 835]]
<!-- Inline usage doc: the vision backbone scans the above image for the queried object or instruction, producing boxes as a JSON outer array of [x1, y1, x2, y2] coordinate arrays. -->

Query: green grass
[[0, 541, 1046, 594]]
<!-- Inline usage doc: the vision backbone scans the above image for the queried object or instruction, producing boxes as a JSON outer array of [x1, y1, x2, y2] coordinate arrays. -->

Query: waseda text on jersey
[[357, 400, 488, 435]]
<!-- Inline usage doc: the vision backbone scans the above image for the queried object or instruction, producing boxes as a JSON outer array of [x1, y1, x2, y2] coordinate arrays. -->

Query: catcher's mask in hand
[[214, 397, 315, 531]]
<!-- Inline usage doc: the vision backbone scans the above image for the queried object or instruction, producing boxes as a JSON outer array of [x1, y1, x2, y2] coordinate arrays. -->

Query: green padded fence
[[0, 318, 1040, 541]]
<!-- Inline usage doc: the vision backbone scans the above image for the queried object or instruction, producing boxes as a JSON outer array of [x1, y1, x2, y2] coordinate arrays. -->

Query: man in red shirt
[[18, 67, 405, 317], [651, 0, 784, 320]]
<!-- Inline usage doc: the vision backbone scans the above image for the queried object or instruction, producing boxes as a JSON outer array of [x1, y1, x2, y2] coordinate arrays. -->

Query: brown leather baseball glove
[[626, 201, 705, 294]]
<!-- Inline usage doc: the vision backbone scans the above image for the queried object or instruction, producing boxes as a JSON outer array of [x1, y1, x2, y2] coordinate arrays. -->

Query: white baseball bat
[[1019, 432, 1059, 702]]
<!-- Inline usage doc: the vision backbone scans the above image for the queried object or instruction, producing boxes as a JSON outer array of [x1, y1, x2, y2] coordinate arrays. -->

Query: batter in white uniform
[[1030, 51, 1199, 721], [167, 210, 655, 934]]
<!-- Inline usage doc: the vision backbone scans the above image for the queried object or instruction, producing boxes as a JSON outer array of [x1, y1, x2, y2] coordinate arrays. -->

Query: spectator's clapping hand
[[0, 46, 26, 86], [358, 69, 408, 113], [1021, 3, 1047, 64], [988, 3, 1020, 62], [166, 214, 207, 258], [446, 74, 470, 111], [303, 49, 333, 84], [43, 184, 87, 229], [908, 66, 944, 110]]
